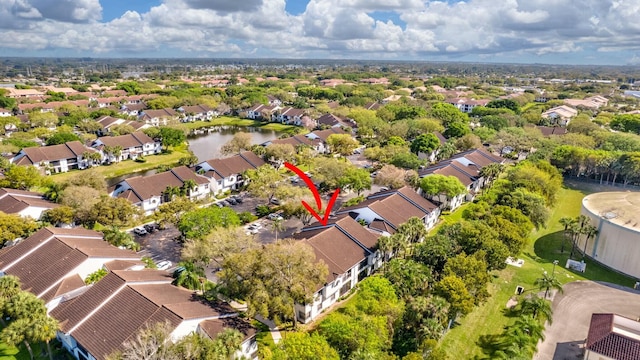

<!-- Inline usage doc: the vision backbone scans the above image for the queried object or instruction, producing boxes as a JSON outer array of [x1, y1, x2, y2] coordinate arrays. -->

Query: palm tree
[[29, 315, 59, 360], [558, 217, 575, 253], [172, 261, 206, 291], [397, 216, 428, 245], [568, 221, 584, 259], [377, 236, 393, 273], [518, 295, 553, 324], [271, 218, 285, 242], [181, 179, 198, 197], [534, 272, 563, 299], [582, 224, 599, 260], [480, 163, 504, 184], [0, 275, 21, 325]]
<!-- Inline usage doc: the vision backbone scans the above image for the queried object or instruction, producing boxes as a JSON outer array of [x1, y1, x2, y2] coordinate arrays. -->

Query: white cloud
[[0, 0, 640, 62]]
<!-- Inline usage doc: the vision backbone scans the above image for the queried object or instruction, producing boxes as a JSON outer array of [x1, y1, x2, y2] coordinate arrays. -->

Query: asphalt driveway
[[536, 281, 640, 360]]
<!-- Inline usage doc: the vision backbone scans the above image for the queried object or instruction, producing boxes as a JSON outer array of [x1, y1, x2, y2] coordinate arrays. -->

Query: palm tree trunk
[[24, 340, 34, 360], [47, 341, 53, 360]]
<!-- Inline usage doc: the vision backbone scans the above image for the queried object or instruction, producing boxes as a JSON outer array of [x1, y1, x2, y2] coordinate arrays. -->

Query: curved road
[[536, 281, 640, 359]]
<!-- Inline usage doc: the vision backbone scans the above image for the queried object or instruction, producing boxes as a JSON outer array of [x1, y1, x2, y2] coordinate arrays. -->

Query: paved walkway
[[254, 315, 282, 344]]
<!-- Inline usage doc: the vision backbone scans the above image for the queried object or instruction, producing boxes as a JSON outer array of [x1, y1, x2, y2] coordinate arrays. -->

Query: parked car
[[380, 187, 389, 191], [270, 198, 281, 205], [133, 227, 148, 236], [232, 196, 243, 204], [215, 202, 224, 208], [220, 200, 230, 207], [268, 213, 284, 221], [144, 224, 157, 233], [156, 260, 172, 270], [227, 198, 238, 205]]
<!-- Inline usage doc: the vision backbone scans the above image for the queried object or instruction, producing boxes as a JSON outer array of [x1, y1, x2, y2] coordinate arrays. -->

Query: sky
[[2, 0, 640, 65]]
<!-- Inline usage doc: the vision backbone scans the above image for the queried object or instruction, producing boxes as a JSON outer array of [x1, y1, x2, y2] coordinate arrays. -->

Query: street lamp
[[552, 260, 559, 277]]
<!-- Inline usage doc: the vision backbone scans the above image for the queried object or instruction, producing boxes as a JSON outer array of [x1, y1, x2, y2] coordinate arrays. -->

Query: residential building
[[0, 227, 140, 311], [138, 108, 178, 126], [446, 98, 490, 113], [245, 104, 278, 120], [363, 102, 381, 111], [0, 188, 58, 219], [119, 103, 147, 116], [91, 131, 161, 163], [12, 141, 95, 173], [51, 270, 257, 360], [111, 166, 210, 214], [178, 104, 216, 122], [564, 95, 609, 110], [266, 95, 282, 106], [95, 115, 148, 135], [274, 107, 306, 125], [541, 105, 578, 126], [418, 148, 505, 210], [6, 88, 44, 98], [337, 186, 441, 235], [584, 313, 640, 360], [316, 113, 354, 129], [0, 108, 11, 117], [293, 216, 381, 323], [195, 151, 265, 194]]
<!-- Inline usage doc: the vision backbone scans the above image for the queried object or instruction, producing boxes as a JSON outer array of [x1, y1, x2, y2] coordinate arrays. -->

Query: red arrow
[[284, 162, 340, 226]]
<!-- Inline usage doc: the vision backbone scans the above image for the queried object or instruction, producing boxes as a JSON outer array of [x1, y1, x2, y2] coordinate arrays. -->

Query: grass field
[[179, 117, 302, 133], [439, 182, 637, 359], [48, 144, 190, 183]]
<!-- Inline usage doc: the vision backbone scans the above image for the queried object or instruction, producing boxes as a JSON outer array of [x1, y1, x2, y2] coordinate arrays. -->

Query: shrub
[[255, 205, 272, 217], [239, 211, 258, 224]]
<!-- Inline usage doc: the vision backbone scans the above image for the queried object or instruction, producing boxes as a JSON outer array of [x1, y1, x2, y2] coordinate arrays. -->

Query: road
[[536, 281, 640, 360]]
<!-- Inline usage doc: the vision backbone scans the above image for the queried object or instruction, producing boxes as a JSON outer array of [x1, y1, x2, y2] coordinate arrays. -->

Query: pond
[[187, 126, 282, 161], [106, 126, 282, 187]]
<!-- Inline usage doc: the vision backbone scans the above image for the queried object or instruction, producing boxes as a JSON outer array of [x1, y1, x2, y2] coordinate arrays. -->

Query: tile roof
[[0, 188, 57, 215], [418, 148, 504, 183], [116, 166, 209, 203], [52, 270, 236, 360], [338, 186, 438, 230], [198, 151, 265, 179], [140, 108, 178, 119], [40, 274, 86, 302], [0, 227, 138, 298], [294, 216, 379, 284], [180, 104, 212, 113], [586, 313, 640, 360], [95, 131, 155, 148], [199, 317, 256, 341], [536, 126, 568, 136], [16, 141, 88, 165]]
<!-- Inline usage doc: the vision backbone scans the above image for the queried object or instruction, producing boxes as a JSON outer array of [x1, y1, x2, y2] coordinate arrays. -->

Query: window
[[358, 258, 368, 271]]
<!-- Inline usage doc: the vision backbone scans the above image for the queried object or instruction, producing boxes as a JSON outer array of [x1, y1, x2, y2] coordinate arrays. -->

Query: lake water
[[187, 126, 282, 161], [106, 126, 282, 186]]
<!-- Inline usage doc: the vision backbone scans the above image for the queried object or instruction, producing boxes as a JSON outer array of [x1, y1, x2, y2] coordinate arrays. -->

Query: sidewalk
[[254, 315, 282, 344]]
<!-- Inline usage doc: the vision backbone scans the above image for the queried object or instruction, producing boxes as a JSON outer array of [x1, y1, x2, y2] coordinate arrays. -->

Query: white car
[[156, 260, 172, 270]]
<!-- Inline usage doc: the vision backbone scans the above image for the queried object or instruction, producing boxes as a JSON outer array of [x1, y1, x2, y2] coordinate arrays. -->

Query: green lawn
[[439, 183, 637, 359], [48, 144, 190, 183], [180, 117, 302, 133], [428, 203, 470, 235]]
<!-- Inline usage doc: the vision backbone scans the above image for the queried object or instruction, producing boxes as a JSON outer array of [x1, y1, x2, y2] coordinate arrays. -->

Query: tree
[[517, 295, 552, 323], [178, 206, 241, 240], [534, 272, 563, 299], [89, 196, 139, 227], [385, 258, 432, 298], [486, 99, 521, 114], [435, 275, 474, 321], [181, 227, 260, 267], [264, 143, 296, 166], [419, 174, 466, 208], [430, 103, 468, 127], [338, 167, 371, 195], [374, 164, 407, 189], [310, 157, 351, 189], [110, 124, 136, 136], [102, 226, 139, 251], [113, 321, 178, 360], [221, 132, 252, 154], [153, 196, 196, 228], [64, 168, 107, 191], [172, 261, 206, 291], [85, 268, 108, 284], [444, 252, 490, 303], [220, 240, 328, 327], [326, 134, 360, 156], [159, 127, 186, 151], [270, 332, 340, 360], [558, 216, 575, 253], [410, 133, 440, 155], [45, 132, 80, 145], [244, 165, 284, 203], [271, 218, 285, 242], [479, 163, 504, 184], [443, 121, 471, 138], [0, 165, 42, 190], [390, 151, 425, 170], [0, 212, 40, 247]]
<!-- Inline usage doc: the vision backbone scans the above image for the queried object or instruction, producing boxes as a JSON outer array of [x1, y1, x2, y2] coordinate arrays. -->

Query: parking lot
[[133, 224, 181, 267], [536, 281, 640, 360]]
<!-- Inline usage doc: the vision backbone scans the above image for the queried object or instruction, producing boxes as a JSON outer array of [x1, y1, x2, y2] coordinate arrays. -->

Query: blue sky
[[1, 0, 639, 65]]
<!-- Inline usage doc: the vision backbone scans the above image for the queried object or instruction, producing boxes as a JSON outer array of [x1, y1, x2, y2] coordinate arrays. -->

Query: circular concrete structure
[[581, 192, 640, 279]]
